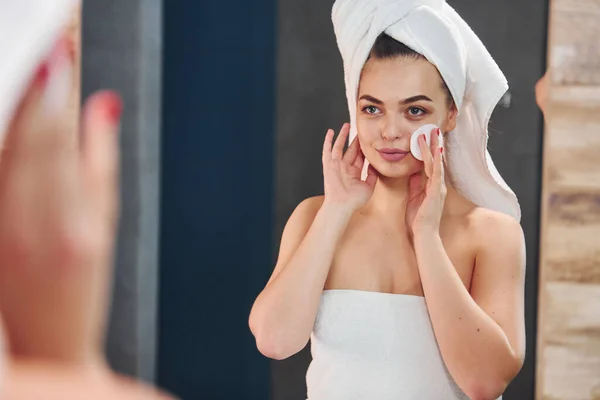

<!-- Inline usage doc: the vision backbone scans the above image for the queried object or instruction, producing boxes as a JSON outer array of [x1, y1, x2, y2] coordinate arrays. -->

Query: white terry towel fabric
[[0, 0, 79, 144], [332, 0, 521, 221]]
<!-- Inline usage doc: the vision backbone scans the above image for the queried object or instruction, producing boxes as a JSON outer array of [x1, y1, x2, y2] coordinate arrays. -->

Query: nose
[[381, 116, 409, 141]]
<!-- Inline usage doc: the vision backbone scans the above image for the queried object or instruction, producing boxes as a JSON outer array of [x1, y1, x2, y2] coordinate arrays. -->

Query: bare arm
[[249, 123, 377, 360], [249, 197, 351, 360], [413, 213, 526, 400]]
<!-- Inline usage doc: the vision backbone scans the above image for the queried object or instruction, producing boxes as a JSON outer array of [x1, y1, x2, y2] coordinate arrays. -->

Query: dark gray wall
[[81, 0, 163, 383], [272, 1, 548, 399]]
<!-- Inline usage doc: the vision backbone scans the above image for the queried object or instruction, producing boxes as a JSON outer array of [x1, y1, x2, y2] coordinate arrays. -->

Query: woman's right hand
[[0, 34, 175, 399], [322, 123, 378, 213]]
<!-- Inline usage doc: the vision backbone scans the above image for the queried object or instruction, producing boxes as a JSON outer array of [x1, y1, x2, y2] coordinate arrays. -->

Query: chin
[[369, 158, 423, 179]]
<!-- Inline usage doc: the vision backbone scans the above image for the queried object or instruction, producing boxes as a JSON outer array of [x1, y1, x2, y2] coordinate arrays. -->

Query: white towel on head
[[0, 0, 79, 144], [332, 0, 521, 221]]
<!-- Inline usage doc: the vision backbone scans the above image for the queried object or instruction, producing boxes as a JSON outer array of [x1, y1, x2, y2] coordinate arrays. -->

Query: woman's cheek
[[356, 117, 380, 142]]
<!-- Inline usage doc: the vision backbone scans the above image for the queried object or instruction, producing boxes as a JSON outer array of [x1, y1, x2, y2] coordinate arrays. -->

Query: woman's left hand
[[406, 127, 446, 236]]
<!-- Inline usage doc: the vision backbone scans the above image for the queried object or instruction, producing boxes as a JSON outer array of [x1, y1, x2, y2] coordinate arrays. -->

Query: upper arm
[[266, 196, 324, 285], [470, 211, 527, 364]]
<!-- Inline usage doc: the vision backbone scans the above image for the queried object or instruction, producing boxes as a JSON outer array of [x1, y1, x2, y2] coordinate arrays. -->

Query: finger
[[418, 134, 434, 178], [0, 41, 79, 243], [15, 40, 80, 219], [81, 91, 123, 229], [343, 135, 360, 164], [0, 34, 74, 164], [0, 70, 44, 198], [331, 123, 349, 160], [0, 34, 72, 153], [408, 173, 425, 200], [433, 145, 444, 186], [365, 164, 378, 187], [352, 148, 365, 170], [9, 37, 74, 162], [430, 127, 439, 155], [322, 129, 334, 162], [0, 36, 67, 191], [0, 62, 50, 182]]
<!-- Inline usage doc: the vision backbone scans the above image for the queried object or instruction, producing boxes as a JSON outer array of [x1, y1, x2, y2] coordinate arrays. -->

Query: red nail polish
[[102, 92, 123, 124], [437, 128, 441, 136], [440, 147, 444, 154], [33, 62, 50, 87]]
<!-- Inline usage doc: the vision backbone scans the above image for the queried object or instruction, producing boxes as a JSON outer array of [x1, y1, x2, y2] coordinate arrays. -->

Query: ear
[[443, 102, 458, 133]]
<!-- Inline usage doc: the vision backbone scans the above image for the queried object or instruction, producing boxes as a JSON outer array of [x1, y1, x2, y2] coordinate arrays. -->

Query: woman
[[249, 1, 526, 399], [0, 32, 173, 400]]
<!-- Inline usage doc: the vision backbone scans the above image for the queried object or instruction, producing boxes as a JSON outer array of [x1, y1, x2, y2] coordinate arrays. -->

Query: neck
[[364, 174, 412, 221], [362, 169, 463, 225]]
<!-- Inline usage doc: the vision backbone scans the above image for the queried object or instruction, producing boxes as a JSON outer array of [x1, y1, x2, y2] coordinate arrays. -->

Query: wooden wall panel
[[536, 0, 600, 399]]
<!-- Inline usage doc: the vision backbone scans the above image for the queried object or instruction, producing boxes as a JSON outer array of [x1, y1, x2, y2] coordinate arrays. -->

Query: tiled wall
[[536, 1, 600, 398]]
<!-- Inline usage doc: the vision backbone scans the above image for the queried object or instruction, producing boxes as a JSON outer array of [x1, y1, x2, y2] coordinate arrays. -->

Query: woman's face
[[356, 56, 457, 179]]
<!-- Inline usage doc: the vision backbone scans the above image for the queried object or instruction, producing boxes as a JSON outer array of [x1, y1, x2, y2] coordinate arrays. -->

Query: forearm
[[250, 204, 351, 359], [413, 231, 520, 398]]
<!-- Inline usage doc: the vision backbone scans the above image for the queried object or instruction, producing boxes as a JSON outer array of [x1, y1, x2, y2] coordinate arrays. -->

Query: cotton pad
[[410, 124, 443, 161]]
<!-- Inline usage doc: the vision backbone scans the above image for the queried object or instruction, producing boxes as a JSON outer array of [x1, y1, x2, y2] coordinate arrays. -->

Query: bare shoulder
[[271, 196, 324, 273], [468, 207, 523, 237], [286, 195, 325, 230], [467, 207, 526, 268]]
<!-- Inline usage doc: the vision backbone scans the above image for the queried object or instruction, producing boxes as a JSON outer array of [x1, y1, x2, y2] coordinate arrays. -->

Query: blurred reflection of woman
[[250, 1, 527, 399], [0, 33, 172, 400]]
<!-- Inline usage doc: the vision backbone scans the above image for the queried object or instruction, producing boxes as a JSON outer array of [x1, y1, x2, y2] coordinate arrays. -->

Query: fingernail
[[437, 128, 441, 136], [101, 92, 123, 124], [440, 147, 444, 154], [32, 62, 50, 87]]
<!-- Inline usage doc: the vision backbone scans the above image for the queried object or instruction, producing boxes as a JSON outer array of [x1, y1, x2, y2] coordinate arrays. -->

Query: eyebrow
[[358, 94, 433, 105]]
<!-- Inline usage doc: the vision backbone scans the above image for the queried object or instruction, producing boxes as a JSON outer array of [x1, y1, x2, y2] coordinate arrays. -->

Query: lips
[[377, 148, 409, 162]]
